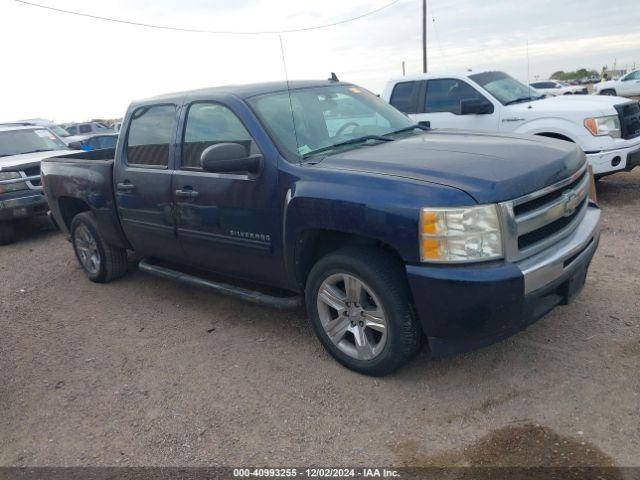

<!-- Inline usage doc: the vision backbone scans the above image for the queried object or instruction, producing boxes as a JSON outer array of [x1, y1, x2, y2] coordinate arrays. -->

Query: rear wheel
[[70, 212, 128, 283], [305, 247, 422, 376], [0, 221, 15, 245]]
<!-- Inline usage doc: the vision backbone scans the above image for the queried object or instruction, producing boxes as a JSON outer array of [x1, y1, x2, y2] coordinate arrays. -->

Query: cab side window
[[79, 124, 92, 134], [425, 79, 482, 114], [126, 105, 176, 168], [181, 102, 255, 169], [389, 81, 420, 113]]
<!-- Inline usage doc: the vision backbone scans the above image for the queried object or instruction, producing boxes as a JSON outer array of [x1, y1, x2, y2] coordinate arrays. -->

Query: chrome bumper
[[517, 204, 601, 294]]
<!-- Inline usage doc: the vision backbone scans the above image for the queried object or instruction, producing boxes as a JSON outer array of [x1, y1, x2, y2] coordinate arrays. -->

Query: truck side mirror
[[459, 98, 494, 115], [68, 141, 83, 150], [200, 143, 262, 175]]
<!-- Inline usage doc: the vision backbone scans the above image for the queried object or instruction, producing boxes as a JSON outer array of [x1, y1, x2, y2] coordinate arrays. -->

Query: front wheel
[[70, 212, 128, 283], [0, 221, 15, 245], [600, 89, 617, 96], [305, 247, 422, 376]]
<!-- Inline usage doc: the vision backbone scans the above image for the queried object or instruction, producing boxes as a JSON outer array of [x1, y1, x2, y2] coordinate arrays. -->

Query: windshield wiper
[[303, 135, 394, 158], [387, 124, 430, 135], [505, 96, 541, 105]]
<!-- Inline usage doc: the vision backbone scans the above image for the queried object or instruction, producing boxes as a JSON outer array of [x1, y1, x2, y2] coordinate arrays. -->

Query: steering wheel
[[335, 122, 360, 138]]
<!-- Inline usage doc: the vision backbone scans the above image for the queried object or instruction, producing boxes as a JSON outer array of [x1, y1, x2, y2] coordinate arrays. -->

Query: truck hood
[[316, 131, 585, 204], [0, 149, 76, 171], [507, 94, 623, 116]]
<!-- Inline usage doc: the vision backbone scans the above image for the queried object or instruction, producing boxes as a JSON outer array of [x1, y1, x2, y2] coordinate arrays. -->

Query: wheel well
[[58, 197, 91, 230], [294, 229, 404, 289], [535, 132, 575, 143]]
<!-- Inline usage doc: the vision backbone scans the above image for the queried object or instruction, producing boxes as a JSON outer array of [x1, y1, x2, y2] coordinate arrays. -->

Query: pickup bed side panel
[[41, 158, 130, 249], [280, 165, 476, 289]]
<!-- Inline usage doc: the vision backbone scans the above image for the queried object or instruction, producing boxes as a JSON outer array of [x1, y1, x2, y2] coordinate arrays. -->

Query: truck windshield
[[50, 125, 71, 137], [0, 129, 68, 157], [248, 85, 416, 161], [470, 71, 544, 105]]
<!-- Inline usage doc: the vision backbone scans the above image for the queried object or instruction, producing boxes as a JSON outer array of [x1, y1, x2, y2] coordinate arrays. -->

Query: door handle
[[175, 188, 199, 199], [116, 182, 135, 192]]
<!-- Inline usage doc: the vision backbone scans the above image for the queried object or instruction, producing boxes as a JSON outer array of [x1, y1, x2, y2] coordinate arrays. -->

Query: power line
[[13, 0, 403, 35]]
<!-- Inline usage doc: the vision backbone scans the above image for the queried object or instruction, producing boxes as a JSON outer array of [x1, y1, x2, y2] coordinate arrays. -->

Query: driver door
[[413, 79, 499, 132], [172, 99, 284, 285]]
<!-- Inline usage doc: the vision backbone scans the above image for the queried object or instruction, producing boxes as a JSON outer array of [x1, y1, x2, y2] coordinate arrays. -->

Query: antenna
[[328, 72, 339, 82], [526, 40, 532, 108], [278, 34, 301, 162]]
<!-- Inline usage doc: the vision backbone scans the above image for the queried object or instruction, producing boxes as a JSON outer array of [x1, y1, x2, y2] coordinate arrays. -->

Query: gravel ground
[[0, 169, 639, 469]]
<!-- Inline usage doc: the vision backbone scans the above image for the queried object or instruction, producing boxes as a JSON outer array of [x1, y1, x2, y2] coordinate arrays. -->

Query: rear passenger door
[[172, 99, 282, 284], [114, 103, 182, 261]]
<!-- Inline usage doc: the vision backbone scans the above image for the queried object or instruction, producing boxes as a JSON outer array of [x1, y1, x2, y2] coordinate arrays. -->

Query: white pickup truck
[[593, 69, 640, 98], [382, 71, 640, 176]]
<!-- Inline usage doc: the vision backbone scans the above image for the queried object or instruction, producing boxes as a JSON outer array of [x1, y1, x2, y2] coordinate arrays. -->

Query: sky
[[1, 0, 638, 123]]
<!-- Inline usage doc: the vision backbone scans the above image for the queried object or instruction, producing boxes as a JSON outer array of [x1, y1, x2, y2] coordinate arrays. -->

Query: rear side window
[[389, 81, 419, 113], [182, 103, 254, 169], [126, 105, 176, 167], [425, 79, 482, 114]]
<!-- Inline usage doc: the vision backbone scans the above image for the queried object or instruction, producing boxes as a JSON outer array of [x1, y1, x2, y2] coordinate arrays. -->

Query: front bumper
[[587, 139, 640, 175], [406, 205, 601, 357], [0, 191, 48, 221]]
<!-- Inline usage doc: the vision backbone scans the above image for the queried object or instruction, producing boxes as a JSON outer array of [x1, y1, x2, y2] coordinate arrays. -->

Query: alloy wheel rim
[[316, 273, 388, 361], [74, 225, 101, 275]]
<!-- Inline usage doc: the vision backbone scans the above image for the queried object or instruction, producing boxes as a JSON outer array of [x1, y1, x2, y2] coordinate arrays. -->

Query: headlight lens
[[420, 205, 503, 263], [584, 116, 621, 138], [0, 171, 28, 193]]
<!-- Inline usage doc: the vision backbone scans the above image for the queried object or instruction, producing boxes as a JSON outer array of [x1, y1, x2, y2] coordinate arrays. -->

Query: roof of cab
[[135, 80, 353, 105]]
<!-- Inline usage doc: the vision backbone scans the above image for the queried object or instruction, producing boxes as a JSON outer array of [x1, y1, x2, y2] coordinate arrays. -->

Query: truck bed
[[42, 148, 116, 163], [41, 148, 129, 249]]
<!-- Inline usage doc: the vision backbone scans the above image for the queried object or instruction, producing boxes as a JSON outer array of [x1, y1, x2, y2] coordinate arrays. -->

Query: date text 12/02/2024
[[233, 468, 400, 478]]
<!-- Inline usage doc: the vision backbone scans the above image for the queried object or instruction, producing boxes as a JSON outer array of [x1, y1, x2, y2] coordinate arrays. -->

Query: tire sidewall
[[71, 213, 107, 282], [305, 250, 418, 375]]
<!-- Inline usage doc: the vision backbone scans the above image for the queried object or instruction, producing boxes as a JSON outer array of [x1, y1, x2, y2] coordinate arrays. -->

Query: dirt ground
[[1, 169, 639, 469]]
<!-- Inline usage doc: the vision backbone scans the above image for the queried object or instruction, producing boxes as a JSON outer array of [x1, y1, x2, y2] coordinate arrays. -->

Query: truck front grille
[[615, 101, 640, 140], [499, 164, 590, 262], [22, 165, 41, 187]]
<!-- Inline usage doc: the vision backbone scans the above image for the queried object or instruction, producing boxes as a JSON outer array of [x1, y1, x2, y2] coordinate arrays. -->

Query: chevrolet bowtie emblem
[[561, 191, 580, 217]]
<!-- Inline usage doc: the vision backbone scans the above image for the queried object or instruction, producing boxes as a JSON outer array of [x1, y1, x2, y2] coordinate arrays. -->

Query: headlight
[[420, 205, 503, 263], [584, 116, 621, 138], [0, 171, 28, 193]]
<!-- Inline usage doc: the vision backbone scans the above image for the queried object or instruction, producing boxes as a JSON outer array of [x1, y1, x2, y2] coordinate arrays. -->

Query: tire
[[600, 89, 617, 96], [0, 221, 15, 246], [70, 212, 128, 283], [305, 246, 422, 376]]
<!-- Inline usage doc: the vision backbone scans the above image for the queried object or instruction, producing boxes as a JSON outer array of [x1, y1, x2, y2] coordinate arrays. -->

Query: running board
[[138, 259, 302, 310]]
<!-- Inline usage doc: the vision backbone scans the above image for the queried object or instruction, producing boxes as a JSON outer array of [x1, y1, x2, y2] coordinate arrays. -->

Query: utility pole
[[422, 0, 427, 73]]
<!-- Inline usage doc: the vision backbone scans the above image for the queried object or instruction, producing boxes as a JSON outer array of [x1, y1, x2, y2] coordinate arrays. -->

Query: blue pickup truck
[[41, 80, 601, 375]]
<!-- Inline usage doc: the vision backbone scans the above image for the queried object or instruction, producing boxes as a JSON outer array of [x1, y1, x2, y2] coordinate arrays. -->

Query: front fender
[[512, 118, 583, 143], [280, 166, 476, 286]]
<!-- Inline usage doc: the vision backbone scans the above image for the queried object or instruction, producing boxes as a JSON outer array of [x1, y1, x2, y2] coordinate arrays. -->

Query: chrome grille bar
[[516, 173, 589, 236], [499, 163, 591, 262]]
